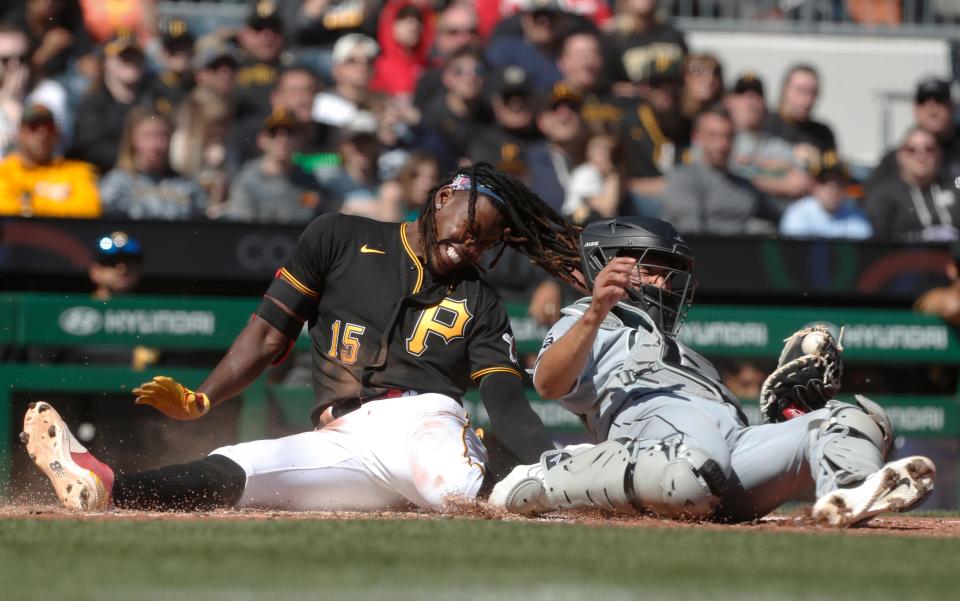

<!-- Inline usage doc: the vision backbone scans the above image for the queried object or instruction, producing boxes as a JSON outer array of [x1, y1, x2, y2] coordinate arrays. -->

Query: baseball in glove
[[759, 325, 844, 423]]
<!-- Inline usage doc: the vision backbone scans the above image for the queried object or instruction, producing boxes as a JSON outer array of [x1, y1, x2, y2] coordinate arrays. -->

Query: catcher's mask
[[579, 217, 696, 335]]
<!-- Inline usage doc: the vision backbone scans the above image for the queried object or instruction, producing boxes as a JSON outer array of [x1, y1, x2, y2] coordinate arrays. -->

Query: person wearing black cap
[[0, 103, 100, 217], [69, 28, 149, 173], [89, 231, 144, 301], [619, 51, 690, 208], [866, 77, 960, 196], [467, 65, 540, 168], [602, 0, 687, 96], [222, 107, 322, 224], [485, 0, 565, 93], [144, 19, 196, 115], [724, 72, 812, 206], [525, 82, 585, 214], [235, 1, 287, 123]]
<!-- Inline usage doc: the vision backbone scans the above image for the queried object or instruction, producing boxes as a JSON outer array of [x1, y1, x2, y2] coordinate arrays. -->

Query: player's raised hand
[[133, 376, 211, 420], [588, 256, 637, 319]]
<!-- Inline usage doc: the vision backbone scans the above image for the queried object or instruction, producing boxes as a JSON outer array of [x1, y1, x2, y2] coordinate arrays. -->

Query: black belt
[[329, 387, 408, 420]]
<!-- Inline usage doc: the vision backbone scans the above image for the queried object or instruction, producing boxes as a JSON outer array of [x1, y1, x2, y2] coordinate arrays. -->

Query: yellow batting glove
[[133, 376, 211, 420]]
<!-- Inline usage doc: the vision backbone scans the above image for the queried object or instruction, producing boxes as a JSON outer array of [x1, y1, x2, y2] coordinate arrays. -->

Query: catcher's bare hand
[[759, 325, 843, 423], [133, 376, 211, 420], [588, 256, 636, 321]]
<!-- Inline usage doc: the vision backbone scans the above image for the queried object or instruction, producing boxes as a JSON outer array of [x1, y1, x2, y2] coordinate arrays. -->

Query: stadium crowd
[[0, 0, 958, 243]]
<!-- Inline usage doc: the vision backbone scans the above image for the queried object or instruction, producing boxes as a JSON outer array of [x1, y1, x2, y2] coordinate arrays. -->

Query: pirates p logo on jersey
[[406, 298, 473, 356]]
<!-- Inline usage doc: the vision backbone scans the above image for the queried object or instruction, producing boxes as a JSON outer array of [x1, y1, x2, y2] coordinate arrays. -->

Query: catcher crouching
[[490, 216, 936, 527]]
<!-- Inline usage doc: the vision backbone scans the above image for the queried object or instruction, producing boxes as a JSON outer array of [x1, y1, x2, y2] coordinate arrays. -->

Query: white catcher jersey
[[535, 300, 744, 441]]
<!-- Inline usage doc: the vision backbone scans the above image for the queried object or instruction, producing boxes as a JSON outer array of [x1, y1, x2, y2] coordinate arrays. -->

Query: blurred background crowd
[[1, 0, 959, 242]]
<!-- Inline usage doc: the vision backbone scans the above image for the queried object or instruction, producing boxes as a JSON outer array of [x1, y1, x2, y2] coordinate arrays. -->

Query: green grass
[[0, 518, 957, 601]]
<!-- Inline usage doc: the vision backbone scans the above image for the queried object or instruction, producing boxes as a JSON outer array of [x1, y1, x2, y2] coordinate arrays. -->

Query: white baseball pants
[[210, 392, 486, 511]]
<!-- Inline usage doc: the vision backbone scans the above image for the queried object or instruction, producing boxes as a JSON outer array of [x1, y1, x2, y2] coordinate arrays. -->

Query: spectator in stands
[[620, 55, 689, 211], [89, 231, 143, 301], [763, 64, 838, 174], [562, 128, 626, 225], [311, 34, 379, 133], [865, 127, 960, 242], [413, 2, 480, 113], [680, 52, 723, 120], [525, 82, 585, 214], [379, 151, 440, 222], [0, 23, 71, 156], [234, 2, 287, 124], [663, 106, 779, 234], [223, 108, 321, 224], [419, 47, 488, 164], [866, 77, 960, 196], [485, 0, 564, 93], [12, 0, 95, 80], [556, 27, 623, 133], [467, 65, 539, 167], [724, 72, 812, 207], [145, 18, 195, 116], [0, 103, 100, 217], [603, 0, 687, 98], [719, 361, 766, 402], [277, 0, 378, 77], [915, 240, 960, 326], [192, 40, 239, 99], [171, 87, 233, 213], [371, 95, 419, 182], [371, 0, 435, 98], [70, 29, 148, 173], [316, 110, 382, 218], [779, 157, 872, 239], [99, 107, 206, 220], [233, 66, 324, 167]]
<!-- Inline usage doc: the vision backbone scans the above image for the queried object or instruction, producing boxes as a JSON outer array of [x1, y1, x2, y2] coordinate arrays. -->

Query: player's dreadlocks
[[418, 162, 583, 288]]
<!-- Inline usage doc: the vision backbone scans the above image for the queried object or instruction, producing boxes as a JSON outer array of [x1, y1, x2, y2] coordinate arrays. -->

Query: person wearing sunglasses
[[866, 126, 960, 242], [866, 77, 960, 197], [419, 47, 488, 166]]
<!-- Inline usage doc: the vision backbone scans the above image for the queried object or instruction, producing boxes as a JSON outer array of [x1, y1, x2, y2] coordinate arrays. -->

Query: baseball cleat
[[812, 456, 935, 527], [488, 463, 552, 515], [22, 402, 114, 511]]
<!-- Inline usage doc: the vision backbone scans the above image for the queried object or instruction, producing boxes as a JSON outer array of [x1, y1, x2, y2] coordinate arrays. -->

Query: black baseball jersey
[[622, 102, 691, 179], [280, 213, 521, 418]]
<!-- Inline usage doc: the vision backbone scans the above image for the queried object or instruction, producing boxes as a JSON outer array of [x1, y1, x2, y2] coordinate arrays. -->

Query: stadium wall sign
[[1, 218, 954, 304]]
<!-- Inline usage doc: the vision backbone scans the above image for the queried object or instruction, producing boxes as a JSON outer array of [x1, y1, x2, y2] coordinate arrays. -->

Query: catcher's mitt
[[759, 325, 844, 423]]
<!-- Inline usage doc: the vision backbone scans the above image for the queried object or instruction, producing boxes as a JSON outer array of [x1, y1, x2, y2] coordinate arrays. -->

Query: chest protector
[[562, 299, 744, 419]]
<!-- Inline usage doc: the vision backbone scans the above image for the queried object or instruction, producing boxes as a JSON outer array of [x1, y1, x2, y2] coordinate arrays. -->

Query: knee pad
[[817, 400, 888, 487], [629, 438, 728, 520], [539, 439, 727, 520], [540, 441, 635, 513]]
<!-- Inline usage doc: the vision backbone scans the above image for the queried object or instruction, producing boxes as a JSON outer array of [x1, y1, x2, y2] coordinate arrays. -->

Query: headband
[[448, 174, 507, 208]]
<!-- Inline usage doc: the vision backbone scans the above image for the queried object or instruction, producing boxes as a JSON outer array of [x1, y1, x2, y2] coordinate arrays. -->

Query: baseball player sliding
[[21, 163, 583, 512], [491, 217, 936, 527]]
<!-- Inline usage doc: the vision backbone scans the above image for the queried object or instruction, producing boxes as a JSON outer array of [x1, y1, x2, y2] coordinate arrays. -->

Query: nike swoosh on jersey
[[360, 244, 386, 255]]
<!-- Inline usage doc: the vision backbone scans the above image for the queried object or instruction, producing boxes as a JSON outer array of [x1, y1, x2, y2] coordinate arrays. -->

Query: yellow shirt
[[0, 153, 102, 218]]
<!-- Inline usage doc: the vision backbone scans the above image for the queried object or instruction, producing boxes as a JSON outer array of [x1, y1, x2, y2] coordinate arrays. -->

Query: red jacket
[[370, 0, 436, 96]]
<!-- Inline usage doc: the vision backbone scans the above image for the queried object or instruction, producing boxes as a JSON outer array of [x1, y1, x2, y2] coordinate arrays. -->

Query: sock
[[112, 454, 247, 511]]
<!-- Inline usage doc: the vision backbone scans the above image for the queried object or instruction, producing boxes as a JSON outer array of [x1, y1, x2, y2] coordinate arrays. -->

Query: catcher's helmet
[[579, 217, 696, 335]]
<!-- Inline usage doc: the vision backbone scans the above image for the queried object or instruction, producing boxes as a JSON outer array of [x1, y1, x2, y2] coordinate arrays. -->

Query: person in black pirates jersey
[[22, 163, 585, 513]]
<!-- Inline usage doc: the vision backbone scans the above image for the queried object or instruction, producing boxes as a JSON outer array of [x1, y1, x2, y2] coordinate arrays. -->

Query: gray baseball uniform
[[536, 299, 887, 522]]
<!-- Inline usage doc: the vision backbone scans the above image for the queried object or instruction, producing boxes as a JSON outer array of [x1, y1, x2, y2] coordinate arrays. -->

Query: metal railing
[[668, 0, 959, 37], [156, 0, 960, 37]]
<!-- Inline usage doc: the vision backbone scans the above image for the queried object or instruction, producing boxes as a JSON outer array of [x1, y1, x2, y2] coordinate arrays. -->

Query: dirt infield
[[1, 502, 958, 538]]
